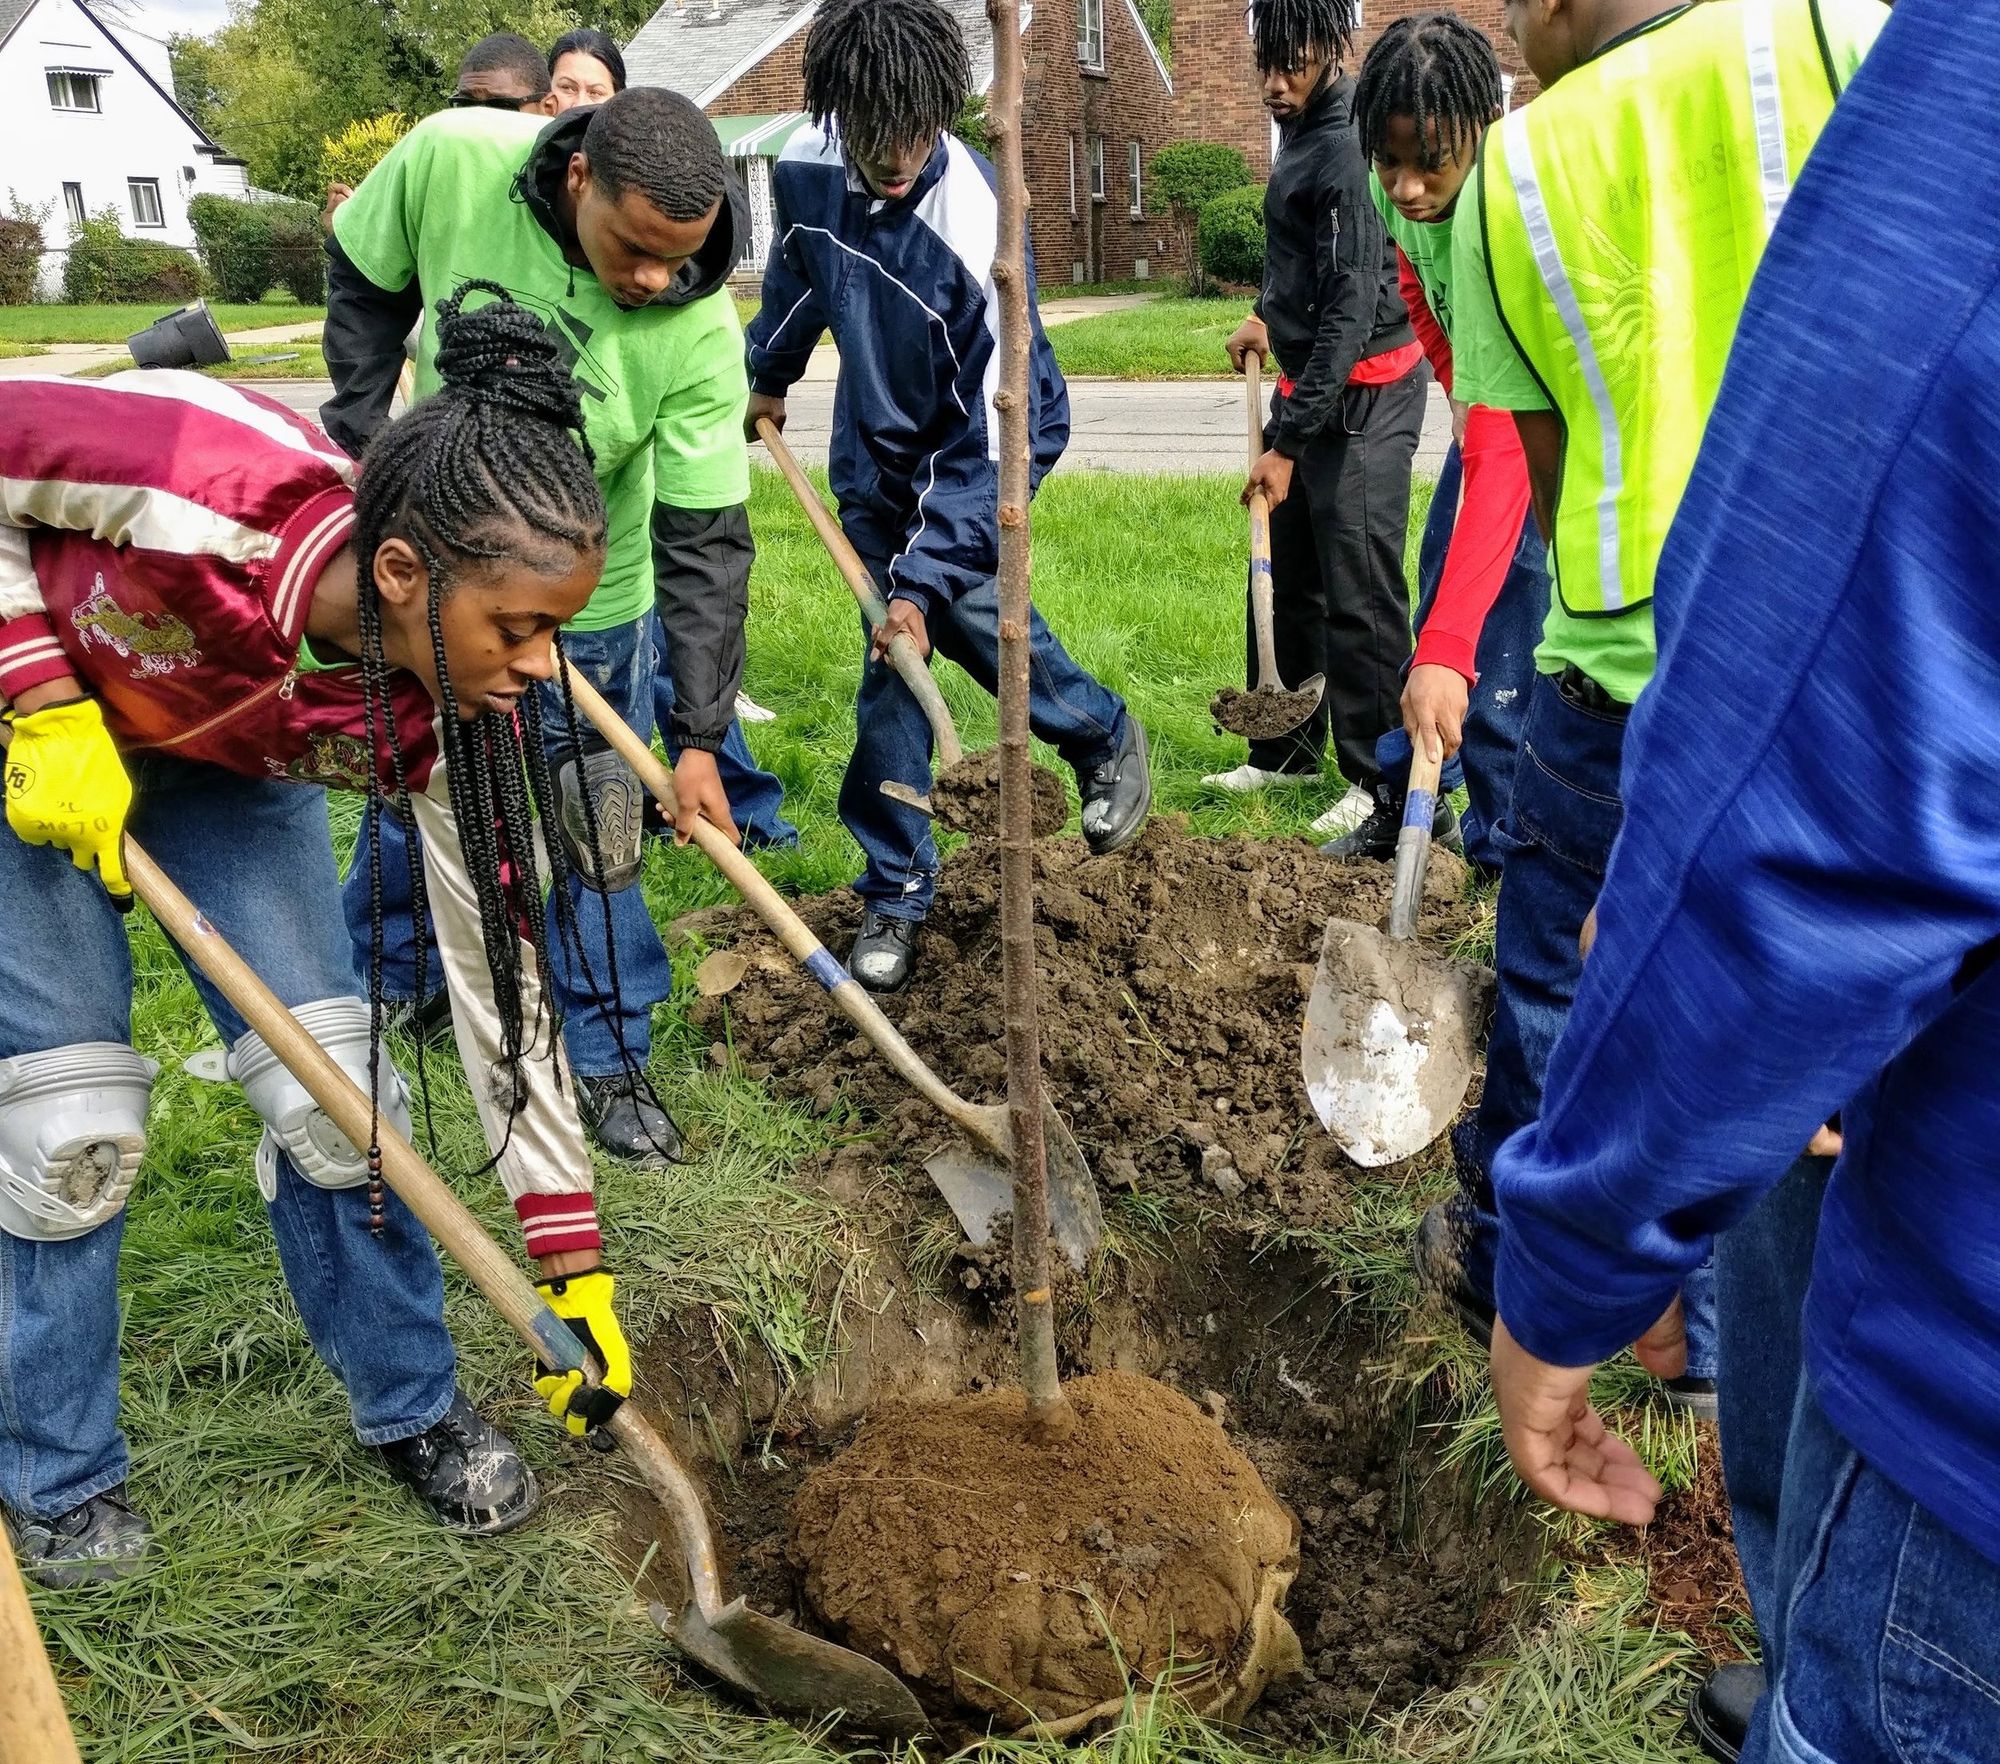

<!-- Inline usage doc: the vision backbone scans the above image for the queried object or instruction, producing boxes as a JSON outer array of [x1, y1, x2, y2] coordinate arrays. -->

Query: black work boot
[[1079, 718, 1153, 856], [851, 909, 921, 994], [577, 1072, 685, 1169], [387, 990, 453, 1042], [1320, 780, 1461, 861], [1687, 1662, 1764, 1763], [7, 1485, 153, 1588], [379, 1391, 539, 1535]]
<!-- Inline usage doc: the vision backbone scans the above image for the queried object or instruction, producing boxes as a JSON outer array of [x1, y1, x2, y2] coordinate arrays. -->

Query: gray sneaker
[[8, 1485, 153, 1588]]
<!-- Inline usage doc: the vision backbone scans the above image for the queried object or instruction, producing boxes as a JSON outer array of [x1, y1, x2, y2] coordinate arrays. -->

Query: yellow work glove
[[533, 1268, 631, 1436], [3, 697, 133, 908]]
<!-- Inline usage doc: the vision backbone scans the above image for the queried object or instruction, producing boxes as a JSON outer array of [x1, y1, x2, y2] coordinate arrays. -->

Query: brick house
[[1170, 0, 1537, 184], [622, 0, 1180, 285]]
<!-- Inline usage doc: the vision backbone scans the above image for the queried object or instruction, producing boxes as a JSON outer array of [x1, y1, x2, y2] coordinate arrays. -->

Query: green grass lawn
[[31, 467, 1715, 1764], [1050, 297, 1252, 379], [0, 299, 324, 345], [77, 343, 328, 382]]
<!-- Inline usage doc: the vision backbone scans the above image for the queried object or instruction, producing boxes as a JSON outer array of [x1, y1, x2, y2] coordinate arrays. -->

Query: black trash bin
[[126, 300, 230, 370]]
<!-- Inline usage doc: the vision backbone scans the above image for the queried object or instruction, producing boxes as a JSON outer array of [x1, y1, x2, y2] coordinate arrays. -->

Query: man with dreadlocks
[[1212, 0, 1438, 852], [0, 289, 634, 1585], [323, 84, 788, 1167], [1346, 12, 1547, 874], [743, 0, 1152, 992]]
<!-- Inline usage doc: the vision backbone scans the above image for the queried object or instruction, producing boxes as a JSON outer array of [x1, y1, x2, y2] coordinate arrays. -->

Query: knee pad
[[0, 1044, 158, 1242], [557, 740, 645, 893], [226, 997, 411, 1199]]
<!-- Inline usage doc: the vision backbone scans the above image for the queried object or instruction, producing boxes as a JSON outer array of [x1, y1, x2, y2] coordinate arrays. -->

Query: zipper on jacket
[[156, 666, 298, 750]]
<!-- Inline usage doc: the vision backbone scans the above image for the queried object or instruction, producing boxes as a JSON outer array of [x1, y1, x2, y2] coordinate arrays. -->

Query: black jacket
[[319, 108, 756, 752], [1256, 72, 1413, 458]]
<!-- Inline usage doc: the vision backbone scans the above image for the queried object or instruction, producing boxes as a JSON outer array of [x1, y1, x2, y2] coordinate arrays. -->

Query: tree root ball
[[930, 750, 1069, 839], [788, 1371, 1303, 1730]]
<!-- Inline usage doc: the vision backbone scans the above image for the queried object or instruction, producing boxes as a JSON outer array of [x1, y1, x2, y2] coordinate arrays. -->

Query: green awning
[[712, 112, 808, 158]]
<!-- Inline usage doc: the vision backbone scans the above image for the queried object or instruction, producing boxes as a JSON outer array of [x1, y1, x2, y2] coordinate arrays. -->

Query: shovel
[[2, 1538, 82, 1764], [559, 662, 1103, 1269], [757, 418, 1067, 836], [118, 839, 928, 1742], [1210, 358, 1324, 742], [1301, 741, 1482, 1167]]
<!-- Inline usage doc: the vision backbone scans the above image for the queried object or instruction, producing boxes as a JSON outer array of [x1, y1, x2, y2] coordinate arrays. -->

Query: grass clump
[[1050, 299, 1253, 379]]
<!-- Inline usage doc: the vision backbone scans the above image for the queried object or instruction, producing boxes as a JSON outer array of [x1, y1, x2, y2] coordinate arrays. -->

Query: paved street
[[252, 376, 1455, 480]]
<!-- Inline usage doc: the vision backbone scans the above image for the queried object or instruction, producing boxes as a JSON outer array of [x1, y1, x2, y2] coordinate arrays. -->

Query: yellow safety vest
[[1481, 0, 1845, 619]]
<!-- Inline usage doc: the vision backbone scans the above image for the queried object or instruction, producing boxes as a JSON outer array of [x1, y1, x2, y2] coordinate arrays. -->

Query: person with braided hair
[[745, 0, 1152, 993], [323, 84, 790, 1164], [0, 287, 635, 1586], [1338, 12, 1548, 871], [1213, 0, 1438, 850]]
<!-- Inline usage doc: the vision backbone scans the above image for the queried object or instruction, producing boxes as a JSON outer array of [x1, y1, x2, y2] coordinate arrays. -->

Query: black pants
[[1248, 367, 1427, 785]]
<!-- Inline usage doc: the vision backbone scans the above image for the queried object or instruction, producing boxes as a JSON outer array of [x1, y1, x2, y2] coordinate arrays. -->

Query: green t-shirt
[[334, 110, 750, 633], [1445, 165, 1551, 419], [1370, 175, 1468, 349]]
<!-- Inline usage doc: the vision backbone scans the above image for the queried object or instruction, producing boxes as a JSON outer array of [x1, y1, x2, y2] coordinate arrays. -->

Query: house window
[[47, 70, 102, 111], [1077, 0, 1104, 70], [1089, 136, 1105, 203], [61, 183, 85, 230], [1128, 141, 1143, 217], [128, 179, 164, 227]]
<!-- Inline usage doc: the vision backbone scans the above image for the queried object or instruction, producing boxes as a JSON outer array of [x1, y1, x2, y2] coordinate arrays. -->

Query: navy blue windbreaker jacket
[[745, 127, 1069, 615]]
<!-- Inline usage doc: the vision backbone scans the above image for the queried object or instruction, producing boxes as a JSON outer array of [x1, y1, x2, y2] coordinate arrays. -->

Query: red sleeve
[[1412, 405, 1534, 679], [1398, 248, 1454, 396]]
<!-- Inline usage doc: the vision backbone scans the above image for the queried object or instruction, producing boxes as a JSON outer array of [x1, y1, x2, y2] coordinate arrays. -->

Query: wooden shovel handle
[[0, 1543, 81, 1764], [1388, 739, 1443, 943], [118, 840, 730, 1620], [756, 416, 964, 768], [1245, 355, 1264, 474]]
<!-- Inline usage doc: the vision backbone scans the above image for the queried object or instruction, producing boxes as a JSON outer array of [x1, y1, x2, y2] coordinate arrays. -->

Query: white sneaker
[[1200, 763, 1293, 793], [735, 691, 777, 725], [1308, 784, 1377, 839]]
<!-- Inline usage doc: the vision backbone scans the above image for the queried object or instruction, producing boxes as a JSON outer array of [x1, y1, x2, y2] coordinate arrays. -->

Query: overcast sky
[[117, 0, 235, 39]]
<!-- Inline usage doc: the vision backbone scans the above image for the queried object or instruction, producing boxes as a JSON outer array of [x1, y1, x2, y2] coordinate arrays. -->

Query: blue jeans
[[1, 756, 455, 1521], [1373, 441, 1548, 875], [844, 563, 1128, 917], [345, 620, 794, 1075], [1742, 1371, 2000, 1764], [650, 612, 797, 854], [1716, 1154, 1832, 1646], [1454, 669, 1717, 1378]]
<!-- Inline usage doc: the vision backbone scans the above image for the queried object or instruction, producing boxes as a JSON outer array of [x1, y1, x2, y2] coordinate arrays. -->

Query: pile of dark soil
[[929, 748, 1068, 837], [1210, 684, 1326, 742], [788, 1370, 1300, 1728], [687, 819, 1480, 1232]]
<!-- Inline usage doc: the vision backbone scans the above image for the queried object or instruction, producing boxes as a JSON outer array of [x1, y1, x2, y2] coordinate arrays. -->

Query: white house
[[0, 0, 250, 293]]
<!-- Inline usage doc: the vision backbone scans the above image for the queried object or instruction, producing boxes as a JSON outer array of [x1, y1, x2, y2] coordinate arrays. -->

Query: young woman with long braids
[[0, 286, 634, 1586]]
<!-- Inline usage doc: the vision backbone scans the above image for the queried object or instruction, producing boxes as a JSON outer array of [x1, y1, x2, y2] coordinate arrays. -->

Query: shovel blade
[[655, 1598, 929, 1741], [923, 1103, 1103, 1270], [1301, 917, 1484, 1167]]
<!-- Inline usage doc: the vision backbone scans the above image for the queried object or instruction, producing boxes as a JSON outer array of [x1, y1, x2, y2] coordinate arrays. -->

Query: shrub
[[62, 209, 204, 303], [266, 201, 325, 303], [1151, 143, 1250, 294], [0, 217, 43, 305], [321, 113, 409, 192], [952, 94, 990, 158], [189, 193, 275, 301], [1198, 183, 1266, 290]]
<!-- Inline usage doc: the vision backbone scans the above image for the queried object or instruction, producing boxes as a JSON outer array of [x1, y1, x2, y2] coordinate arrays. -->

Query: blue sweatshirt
[[745, 127, 1069, 616], [1490, 0, 2000, 1568]]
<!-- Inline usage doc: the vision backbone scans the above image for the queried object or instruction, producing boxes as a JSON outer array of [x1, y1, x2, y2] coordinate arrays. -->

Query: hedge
[[1150, 143, 1249, 294], [1198, 183, 1266, 289], [189, 194, 324, 305], [62, 211, 204, 304], [0, 216, 41, 305]]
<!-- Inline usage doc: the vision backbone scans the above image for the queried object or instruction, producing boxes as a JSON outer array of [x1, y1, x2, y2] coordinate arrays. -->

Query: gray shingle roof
[[0, 0, 39, 52], [622, 0, 1011, 107]]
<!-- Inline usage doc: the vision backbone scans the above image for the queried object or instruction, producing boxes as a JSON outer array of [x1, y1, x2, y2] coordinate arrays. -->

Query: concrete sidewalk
[[248, 374, 1453, 479]]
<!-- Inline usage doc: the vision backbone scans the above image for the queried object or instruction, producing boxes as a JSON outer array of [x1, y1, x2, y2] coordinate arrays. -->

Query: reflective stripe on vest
[[1483, 0, 1841, 620]]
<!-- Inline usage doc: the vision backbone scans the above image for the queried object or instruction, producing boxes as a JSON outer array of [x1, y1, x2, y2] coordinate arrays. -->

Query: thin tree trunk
[[987, 0, 1069, 1434]]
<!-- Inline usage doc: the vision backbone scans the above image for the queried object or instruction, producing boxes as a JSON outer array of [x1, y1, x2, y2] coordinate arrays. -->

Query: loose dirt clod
[[788, 1369, 1301, 1729], [690, 819, 1478, 1232], [1210, 684, 1325, 742], [930, 748, 1069, 838]]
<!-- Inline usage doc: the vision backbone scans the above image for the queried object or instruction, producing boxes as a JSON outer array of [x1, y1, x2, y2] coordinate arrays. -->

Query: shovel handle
[[560, 663, 1002, 1159], [1388, 739, 1442, 943], [0, 1541, 81, 1764], [118, 840, 731, 1621], [1245, 355, 1264, 473], [757, 417, 964, 768], [1246, 490, 1283, 691]]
